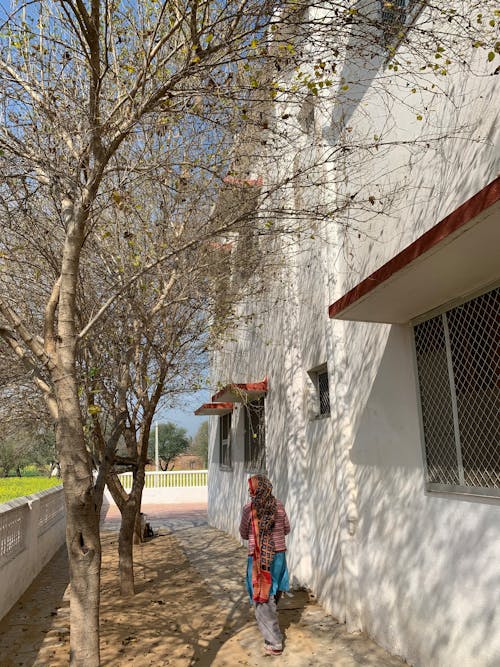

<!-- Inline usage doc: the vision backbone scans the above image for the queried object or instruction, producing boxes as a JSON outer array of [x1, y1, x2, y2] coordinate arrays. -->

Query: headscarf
[[248, 474, 277, 603]]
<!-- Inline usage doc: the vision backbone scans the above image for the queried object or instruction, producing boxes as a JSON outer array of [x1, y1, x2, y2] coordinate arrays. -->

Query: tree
[[0, 431, 32, 477], [191, 421, 208, 468], [0, 1, 496, 665], [0, 1, 276, 663], [148, 422, 190, 470], [0, 425, 56, 477]]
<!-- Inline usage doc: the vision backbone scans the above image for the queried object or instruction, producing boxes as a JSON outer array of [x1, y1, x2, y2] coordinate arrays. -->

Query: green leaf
[[488, 51, 495, 62]]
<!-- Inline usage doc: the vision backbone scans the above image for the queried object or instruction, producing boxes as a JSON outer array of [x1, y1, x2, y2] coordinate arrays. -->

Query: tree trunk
[[55, 209, 101, 666], [56, 384, 101, 667], [118, 499, 137, 596]]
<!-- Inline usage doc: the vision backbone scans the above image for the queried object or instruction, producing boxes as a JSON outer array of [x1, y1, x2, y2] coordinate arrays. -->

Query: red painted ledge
[[194, 402, 234, 416], [211, 378, 268, 402], [328, 176, 500, 319]]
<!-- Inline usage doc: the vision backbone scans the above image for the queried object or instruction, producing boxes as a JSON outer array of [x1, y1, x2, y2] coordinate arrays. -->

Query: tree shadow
[[0, 545, 70, 667]]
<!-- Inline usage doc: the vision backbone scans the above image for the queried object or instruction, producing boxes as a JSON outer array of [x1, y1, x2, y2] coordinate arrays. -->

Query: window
[[318, 369, 331, 416], [380, 0, 412, 25], [379, 0, 421, 46], [413, 287, 499, 497], [244, 398, 266, 471], [219, 412, 232, 469], [308, 364, 331, 418]]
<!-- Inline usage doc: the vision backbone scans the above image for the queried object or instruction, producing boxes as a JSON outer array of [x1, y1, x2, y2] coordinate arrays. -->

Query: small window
[[413, 287, 499, 497], [380, 0, 411, 25], [219, 412, 232, 469], [379, 0, 421, 46], [318, 370, 331, 415], [244, 398, 266, 472], [308, 364, 331, 418]]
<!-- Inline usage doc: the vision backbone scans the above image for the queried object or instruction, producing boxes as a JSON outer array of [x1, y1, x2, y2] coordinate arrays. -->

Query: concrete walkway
[[104, 503, 405, 666], [0, 503, 406, 666]]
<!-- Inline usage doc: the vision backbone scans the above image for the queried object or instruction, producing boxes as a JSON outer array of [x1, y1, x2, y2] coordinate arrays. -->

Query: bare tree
[[0, 2, 276, 664], [0, 1, 497, 664]]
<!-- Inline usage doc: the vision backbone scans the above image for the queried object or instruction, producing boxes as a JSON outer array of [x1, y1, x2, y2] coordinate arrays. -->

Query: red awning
[[211, 378, 268, 403], [328, 177, 500, 324], [194, 402, 233, 416]]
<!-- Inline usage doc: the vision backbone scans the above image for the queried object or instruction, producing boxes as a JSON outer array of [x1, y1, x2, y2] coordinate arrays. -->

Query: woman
[[239, 474, 290, 656]]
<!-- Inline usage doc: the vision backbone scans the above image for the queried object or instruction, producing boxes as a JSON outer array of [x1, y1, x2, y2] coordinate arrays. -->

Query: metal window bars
[[244, 398, 266, 472], [380, 0, 411, 25], [413, 287, 500, 495], [318, 370, 331, 415], [219, 413, 232, 468], [379, 0, 420, 45]]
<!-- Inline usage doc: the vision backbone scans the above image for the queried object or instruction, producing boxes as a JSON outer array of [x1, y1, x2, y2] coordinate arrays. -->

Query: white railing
[[0, 503, 28, 567], [0, 486, 66, 622], [38, 487, 65, 535], [103, 469, 208, 506], [118, 470, 208, 490]]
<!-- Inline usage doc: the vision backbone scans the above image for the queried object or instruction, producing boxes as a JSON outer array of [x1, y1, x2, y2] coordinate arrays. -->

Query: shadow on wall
[[349, 324, 500, 666], [321, 0, 499, 291]]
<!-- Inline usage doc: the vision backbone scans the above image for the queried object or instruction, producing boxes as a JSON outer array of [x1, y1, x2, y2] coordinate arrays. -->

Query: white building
[[196, 2, 500, 665]]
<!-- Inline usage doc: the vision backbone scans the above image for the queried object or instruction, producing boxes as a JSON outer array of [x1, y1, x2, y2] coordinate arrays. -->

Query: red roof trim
[[223, 175, 263, 187], [194, 402, 234, 415], [328, 177, 500, 319], [211, 378, 268, 402]]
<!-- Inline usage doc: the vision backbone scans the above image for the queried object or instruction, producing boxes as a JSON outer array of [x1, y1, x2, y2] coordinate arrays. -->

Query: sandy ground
[[0, 506, 405, 666]]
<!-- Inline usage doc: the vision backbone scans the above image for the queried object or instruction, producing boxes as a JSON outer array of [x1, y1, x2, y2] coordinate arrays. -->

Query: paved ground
[[0, 503, 406, 666]]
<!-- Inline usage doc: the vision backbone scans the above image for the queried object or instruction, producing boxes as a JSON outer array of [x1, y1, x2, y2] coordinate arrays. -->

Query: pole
[[155, 421, 159, 472]]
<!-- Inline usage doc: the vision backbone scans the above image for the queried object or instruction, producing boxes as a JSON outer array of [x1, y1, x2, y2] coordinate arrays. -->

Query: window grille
[[413, 287, 500, 496], [379, 0, 420, 45], [318, 370, 331, 415], [380, 0, 411, 25], [244, 398, 266, 471], [219, 412, 232, 468], [308, 364, 330, 418]]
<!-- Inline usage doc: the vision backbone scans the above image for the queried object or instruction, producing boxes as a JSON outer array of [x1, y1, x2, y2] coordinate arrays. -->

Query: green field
[[0, 477, 62, 504]]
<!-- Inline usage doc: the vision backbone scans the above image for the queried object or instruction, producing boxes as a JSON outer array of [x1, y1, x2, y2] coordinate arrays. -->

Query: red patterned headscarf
[[248, 474, 277, 603]]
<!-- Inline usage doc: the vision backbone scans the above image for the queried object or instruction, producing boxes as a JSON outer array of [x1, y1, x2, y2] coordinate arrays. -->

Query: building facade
[[197, 3, 500, 665]]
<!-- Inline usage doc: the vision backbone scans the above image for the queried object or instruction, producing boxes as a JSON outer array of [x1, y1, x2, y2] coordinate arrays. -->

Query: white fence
[[0, 486, 66, 622], [0, 471, 207, 621], [104, 469, 208, 505]]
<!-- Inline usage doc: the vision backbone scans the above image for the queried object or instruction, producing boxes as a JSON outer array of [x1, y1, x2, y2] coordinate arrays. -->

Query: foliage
[[0, 427, 56, 477], [148, 422, 190, 470], [0, 0, 497, 661], [191, 421, 209, 468], [0, 476, 61, 504]]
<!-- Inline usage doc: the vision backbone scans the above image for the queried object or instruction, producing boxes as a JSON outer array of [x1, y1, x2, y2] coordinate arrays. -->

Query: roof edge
[[328, 177, 500, 319]]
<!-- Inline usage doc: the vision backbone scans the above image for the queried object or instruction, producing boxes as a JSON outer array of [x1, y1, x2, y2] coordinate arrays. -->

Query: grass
[[0, 477, 62, 504]]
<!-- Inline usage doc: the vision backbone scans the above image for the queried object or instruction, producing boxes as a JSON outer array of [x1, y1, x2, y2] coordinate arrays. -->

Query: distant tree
[[0, 425, 56, 477], [192, 421, 208, 468], [0, 433, 30, 477], [148, 422, 190, 471], [31, 429, 57, 472]]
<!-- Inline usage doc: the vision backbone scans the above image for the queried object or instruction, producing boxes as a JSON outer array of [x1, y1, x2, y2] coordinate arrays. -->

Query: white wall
[[0, 487, 66, 621], [208, 2, 500, 664], [103, 484, 207, 505]]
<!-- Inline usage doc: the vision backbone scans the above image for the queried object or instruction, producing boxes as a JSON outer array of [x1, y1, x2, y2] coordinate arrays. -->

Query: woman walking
[[239, 474, 290, 656]]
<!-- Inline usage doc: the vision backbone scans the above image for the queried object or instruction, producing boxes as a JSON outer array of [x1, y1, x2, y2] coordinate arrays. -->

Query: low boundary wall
[[0, 486, 66, 622], [103, 470, 208, 505]]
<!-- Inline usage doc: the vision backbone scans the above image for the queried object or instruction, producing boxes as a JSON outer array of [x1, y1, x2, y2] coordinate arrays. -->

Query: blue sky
[[156, 388, 210, 437]]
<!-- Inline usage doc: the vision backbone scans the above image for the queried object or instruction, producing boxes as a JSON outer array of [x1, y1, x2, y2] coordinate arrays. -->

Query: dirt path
[[0, 532, 236, 667], [0, 515, 405, 666]]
